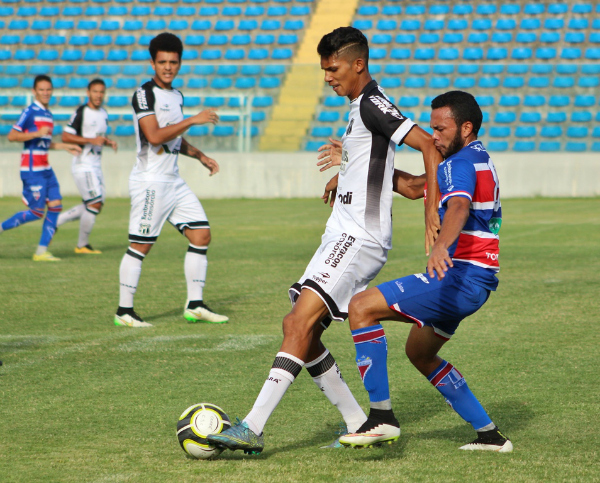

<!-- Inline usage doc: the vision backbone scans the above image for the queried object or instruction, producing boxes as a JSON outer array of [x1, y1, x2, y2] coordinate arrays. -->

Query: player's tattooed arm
[[393, 170, 425, 200], [403, 126, 442, 256], [180, 138, 220, 176], [427, 196, 470, 281], [316, 138, 343, 171]]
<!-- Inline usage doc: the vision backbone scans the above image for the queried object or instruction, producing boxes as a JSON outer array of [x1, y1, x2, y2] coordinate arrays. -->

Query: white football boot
[[184, 301, 229, 324]]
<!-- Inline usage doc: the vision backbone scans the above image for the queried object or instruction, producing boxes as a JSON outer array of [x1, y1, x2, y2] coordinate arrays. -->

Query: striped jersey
[[12, 101, 54, 173], [64, 104, 109, 169], [328, 80, 416, 249], [131, 79, 184, 182], [436, 140, 502, 290]]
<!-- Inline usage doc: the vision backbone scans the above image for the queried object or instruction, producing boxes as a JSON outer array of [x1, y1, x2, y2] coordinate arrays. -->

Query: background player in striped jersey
[[208, 27, 442, 454], [114, 33, 227, 328], [0, 75, 81, 261], [339, 91, 512, 453], [57, 79, 118, 254]]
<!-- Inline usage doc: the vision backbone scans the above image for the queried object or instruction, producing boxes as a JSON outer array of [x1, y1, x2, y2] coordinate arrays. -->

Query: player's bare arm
[[7, 126, 51, 143], [50, 142, 82, 155], [393, 170, 426, 200], [180, 138, 219, 176], [427, 196, 470, 281], [403, 126, 442, 255], [138, 108, 218, 146], [316, 138, 343, 171], [321, 173, 338, 207], [62, 131, 108, 147]]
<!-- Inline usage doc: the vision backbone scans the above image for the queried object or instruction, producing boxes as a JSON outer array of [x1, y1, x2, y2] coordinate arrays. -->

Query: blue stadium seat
[[515, 126, 536, 138], [192, 20, 211, 31], [569, 18, 588, 30], [529, 77, 550, 88], [189, 126, 209, 137], [169, 20, 188, 31], [61, 50, 82, 61], [574, 95, 596, 107], [9, 20, 28, 30], [520, 112, 541, 123], [472, 18, 492, 30], [154, 6, 173, 15], [272, 48, 292, 60], [54, 65, 74, 76], [483, 65, 504, 74], [585, 48, 600, 60], [395, 34, 415, 45], [377, 19, 397, 31], [290, 6, 309, 15], [59, 96, 81, 107], [544, 18, 564, 29], [463, 48, 483, 60], [400, 19, 420, 31], [5, 65, 26, 75], [512, 48, 533, 59], [384, 65, 405, 75], [443, 33, 463, 43], [453, 5, 473, 15], [311, 126, 332, 138], [352, 20, 372, 30], [380, 78, 401, 89], [525, 4, 545, 15], [235, 77, 255, 89], [188, 78, 208, 89], [186, 97, 201, 108], [565, 32, 585, 44], [0, 35, 19, 45], [487, 142, 508, 152], [419, 33, 439, 44], [562, 48, 582, 60], [547, 112, 566, 123], [469, 33, 489, 44], [107, 50, 128, 61], [108, 6, 127, 15], [539, 142, 560, 152], [540, 32, 560, 43], [549, 95, 570, 107], [496, 18, 516, 30], [536, 47, 557, 59], [84, 50, 105, 62], [492, 32, 512, 43], [323, 96, 345, 108], [406, 4, 425, 15], [414, 48, 434, 60], [429, 77, 450, 89], [495, 112, 516, 123], [116, 78, 137, 90], [571, 111, 592, 123], [259, 77, 281, 88], [553, 77, 574, 88], [438, 48, 459, 60], [252, 97, 273, 108], [30, 65, 51, 75], [211, 78, 232, 90], [458, 65, 478, 75], [516, 32, 536, 43], [194, 65, 214, 75], [476, 95, 494, 106], [208, 35, 229, 46], [531, 65, 552, 74], [305, 141, 324, 152], [131, 6, 150, 16], [487, 48, 508, 60], [372, 34, 392, 45], [454, 77, 475, 89], [448, 19, 468, 30], [122, 65, 142, 76], [115, 126, 135, 137], [147, 20, 166, 30], [223, 6, 242, 16], [201, 49, 221, 60], [123, 20, 142, 31], [283, 20, 303, 30], [85, 6, 104, 16], [23, 35, 44, 45], [541, 126, 562, 138], [405, 78, 425, 88], [593, 127, 600, 138], [424, 19, 444, 31], [477, 4, 496, 15], [92, 35, 112, 46], [579, 77, 599, 88], [357, 5, 378, 15], [398, 96, 419, 108], [382, 5, 401, 15], [430, 4, 449, 15], [106, 97, 128, 108], [317, 112, 340, 123], [513, 141, 535, 152], [499, 95, 520, 107], [501, 4, 520, 14], [186, 35, 205, 46], [115, 35, 134, 46], [565, 142, 587, 152]]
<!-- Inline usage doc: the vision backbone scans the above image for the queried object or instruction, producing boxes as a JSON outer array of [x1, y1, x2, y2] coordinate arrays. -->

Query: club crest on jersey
[[138, 223, 151, 235], [369, 96, 404, 120], [346, 118, 354, 135], [136, 88, 149, 110], [356, 356, 372, 381]]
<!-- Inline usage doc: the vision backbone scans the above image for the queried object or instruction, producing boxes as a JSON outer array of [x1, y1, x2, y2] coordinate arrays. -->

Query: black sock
[[187, 300, 204, 310], [116, 306, 135, 317], [369, 408, 398, 425]]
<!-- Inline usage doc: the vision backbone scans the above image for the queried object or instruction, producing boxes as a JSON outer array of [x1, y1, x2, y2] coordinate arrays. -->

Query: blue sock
[[1, 209, 44, 231], [428, 360, 493, 431], [39, 205, 62, 247], [351, 324, 390, 405]]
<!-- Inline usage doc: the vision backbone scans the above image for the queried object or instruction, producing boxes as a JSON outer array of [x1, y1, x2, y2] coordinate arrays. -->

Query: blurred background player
[[57, 78, 118, 254], [339, 91, 512, 453], [208, 26, 441, 454], [0, 75, 81, 261], [114, 32, 228, 328]]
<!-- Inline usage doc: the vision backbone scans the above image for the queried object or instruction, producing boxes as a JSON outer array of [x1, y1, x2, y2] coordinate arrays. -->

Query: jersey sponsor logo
[[395, 281, 404, 292], [160, 103, 170, 112], [486, 252, 499, 261], [141, 189, 155, 222], [356, 356, 372, 381], [312, 274, 329, 285], [470, 143, 486, 152], [318, 272, 330, 278], [136, 88, 149, 110], [414, 273, 430, 284], [442, 159, 454, 191], [368, 95, 404, 120], [324, 232, 356, 268], [337, 191, 353, 205], [489, 217, 502, 235], [340, 149, 348, 172], [345, 118, 354, 135]]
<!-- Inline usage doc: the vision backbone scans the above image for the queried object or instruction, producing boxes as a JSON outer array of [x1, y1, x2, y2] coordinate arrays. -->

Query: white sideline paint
[[114, 334, 276, 353], [1, 151, 599, 199]]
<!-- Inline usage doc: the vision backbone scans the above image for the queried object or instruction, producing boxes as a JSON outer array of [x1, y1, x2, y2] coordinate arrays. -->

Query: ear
[[354, 57, 366, 74], [462, 121, 474, 138]]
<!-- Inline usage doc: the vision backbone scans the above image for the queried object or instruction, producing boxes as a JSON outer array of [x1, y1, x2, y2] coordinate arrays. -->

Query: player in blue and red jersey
[[0, 75, 81, 261], [339, 91, 512, 452]]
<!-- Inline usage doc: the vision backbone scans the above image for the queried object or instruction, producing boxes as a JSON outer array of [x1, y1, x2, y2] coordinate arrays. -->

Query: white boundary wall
[[0, 150, 599, 199]]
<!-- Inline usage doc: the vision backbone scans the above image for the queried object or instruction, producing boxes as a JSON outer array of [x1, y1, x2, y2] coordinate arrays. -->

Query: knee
[[282, 312, 309, 341], [348, 293, 374, 331], [86, 201, 103, 214]]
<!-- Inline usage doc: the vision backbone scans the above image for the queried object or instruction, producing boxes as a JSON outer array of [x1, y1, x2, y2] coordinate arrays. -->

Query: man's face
[[87, 83, 106, 109], [151, 51, 181, 87], [33, 80, 53, 107], [430, 106, 464, 159], [320, 54, 359, 99]]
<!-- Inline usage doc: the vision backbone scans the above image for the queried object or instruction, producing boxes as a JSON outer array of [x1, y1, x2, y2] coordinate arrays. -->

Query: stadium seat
[[115, 126, 135, 137], [513, 141, 535, 152], [525, 3, 545, 15], [382, 5, 402, 16], [549, 96, 570, 107], [414, 48, 435, 60], [569, 19, 588, 30], [585, 48, 600, 60], [487, 48, 508, 60], [107, 50, 128, 61], [468, 33, 489, 44], [405, 78, 425, 88], [106, 97, 128, 108], [512, 48, 532, 59], [574, 95, 596, 107], [536, 48, 557, 59], [476, 95, 494, 107], [487, 141, 508, 152], [492, 33, 512, 43], [565, 142, 587, 152], [395, 34, 415, 44], [430, 77, 450, 89], [529, 77, 550, 88], [323, 97, 345, 108], [499, 95, 520, 107], [84, 50, 105, 62], [516, 32, 536, 43], [61, 50, 82, 61], [438, 48, 459, 60], [541, 126, 562, 138], [400, 20, 420, 31], [501, 4, 520, 15], [553, 77, 574, 88], [571, 111, 592, 123], [544, 18, 564, 30], [477, 4, 496, 15], [213, 126, 235, 137], [515, 126, 536, 138], [424, 19, 444, 31], [448, 19, 468, 31], [390, 49, 410, 60], [443, 33, 463, 44], [188, 78, 208, 89], [495, 112, 516, 123], [540, 32, 560, 43], [453, 5, 473, 15], [380, 78, 401, 89], [472, 19, 492, 30], [539, 142, 560, 152], [561, 48, 582, 60], [463, 48, 483, 60], [454, 77, 475, 89], [520, 112, 541, 123], [398, 96, 419, 108], [123, 20, 142, 31], [352, 20, 372, 30], [489, 126, 511, 138], [406, 4, 425, 15], [430, 4, 449, 15], [579, 77, 599, 88], [496, 18, 516, 30]]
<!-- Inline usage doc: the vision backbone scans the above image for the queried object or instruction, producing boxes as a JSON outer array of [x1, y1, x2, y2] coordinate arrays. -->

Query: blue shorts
[[377, 269, 490, 340], [21, 169, 61, 211]]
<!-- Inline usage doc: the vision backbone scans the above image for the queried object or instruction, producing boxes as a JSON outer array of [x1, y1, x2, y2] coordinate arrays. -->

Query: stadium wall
[[0, 151, 598, 199]]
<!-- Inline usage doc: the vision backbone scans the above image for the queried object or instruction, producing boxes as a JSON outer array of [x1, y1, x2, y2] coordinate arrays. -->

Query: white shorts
[[72, 167, 105, 203], [128, 177, 209, 244], [289, 228, 388, 324]]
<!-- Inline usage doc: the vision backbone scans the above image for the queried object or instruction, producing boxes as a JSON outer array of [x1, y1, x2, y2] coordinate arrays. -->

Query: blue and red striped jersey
[[12, 101, 54, 173]]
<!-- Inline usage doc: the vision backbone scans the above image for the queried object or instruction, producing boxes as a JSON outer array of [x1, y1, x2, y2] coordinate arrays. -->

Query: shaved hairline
[[333, 42, 367, 62]]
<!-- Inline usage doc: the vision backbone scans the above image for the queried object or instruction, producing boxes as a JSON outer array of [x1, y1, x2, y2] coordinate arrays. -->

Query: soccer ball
[[176, 403, 231, 460]]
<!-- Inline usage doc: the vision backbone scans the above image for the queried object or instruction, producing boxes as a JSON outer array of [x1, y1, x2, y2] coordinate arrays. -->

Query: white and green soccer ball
[[176, 403, 231, 460]]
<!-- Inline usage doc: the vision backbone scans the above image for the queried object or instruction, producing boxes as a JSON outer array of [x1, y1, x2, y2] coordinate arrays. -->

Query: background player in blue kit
[[339, 91, 512, 452], [0, 75, 81, 261]]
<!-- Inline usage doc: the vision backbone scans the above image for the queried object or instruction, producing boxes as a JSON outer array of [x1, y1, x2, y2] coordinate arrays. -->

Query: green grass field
[[0, 196, 598, 483]]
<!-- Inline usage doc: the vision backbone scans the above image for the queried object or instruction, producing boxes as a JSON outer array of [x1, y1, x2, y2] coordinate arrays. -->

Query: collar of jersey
[[351, 79, 378, 104], [33, 100, 48, 111]]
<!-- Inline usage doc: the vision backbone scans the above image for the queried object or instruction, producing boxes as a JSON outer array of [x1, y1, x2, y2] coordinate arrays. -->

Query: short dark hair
[[149, 32, 183, 61], [431, 91, 483, 136], [33, 75, 52, 88], [317, 26, 369, 65], [87, 78, 106, 90]]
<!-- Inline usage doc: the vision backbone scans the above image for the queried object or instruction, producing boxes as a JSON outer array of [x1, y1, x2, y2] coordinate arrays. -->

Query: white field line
[[113, 334, 277, 353]]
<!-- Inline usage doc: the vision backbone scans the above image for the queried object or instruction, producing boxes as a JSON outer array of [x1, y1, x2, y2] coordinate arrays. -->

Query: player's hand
[[200, 154, 219, 176], [426, 244, 453, 281], [65, 143, 82, 156], [37, 126, 51, 137], [90, 136, 107, 146], [316, 138, 342, 172], [321, 173, 338, 207], [194, 109, 219, 126], [106, 138, 118, 152], [425, 209, 441, 256]]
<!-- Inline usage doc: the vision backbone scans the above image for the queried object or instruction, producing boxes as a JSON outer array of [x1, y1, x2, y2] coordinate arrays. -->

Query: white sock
[[244, 352, 304, 435], [78, 209, 98, 248], [305, 349, 367, 433], [35, 245, 47, 255], [119, 248, 145, 308], [185, 245, 208, 301], [57, 204, 84, 226]]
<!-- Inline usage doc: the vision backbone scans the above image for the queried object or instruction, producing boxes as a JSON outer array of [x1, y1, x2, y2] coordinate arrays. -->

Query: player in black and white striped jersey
[[58, 79, 117, 254]]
